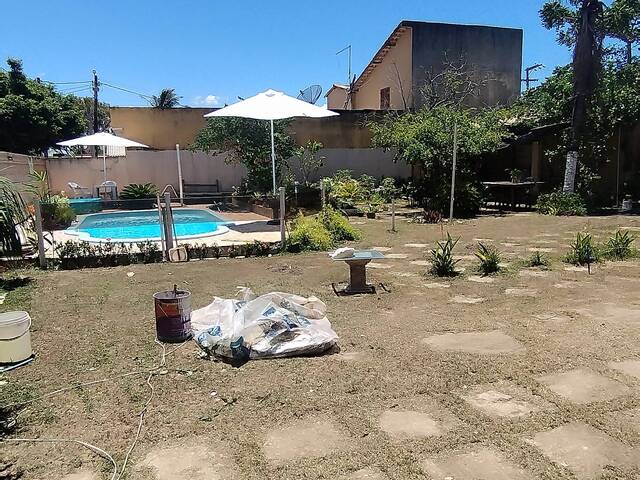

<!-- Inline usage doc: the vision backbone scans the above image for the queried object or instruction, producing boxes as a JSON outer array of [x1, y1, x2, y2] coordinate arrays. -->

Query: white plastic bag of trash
[[191, 287, 338, 361]]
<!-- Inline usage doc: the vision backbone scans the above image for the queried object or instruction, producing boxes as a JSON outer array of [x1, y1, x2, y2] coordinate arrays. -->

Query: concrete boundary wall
[[45, 148, 410, 194]]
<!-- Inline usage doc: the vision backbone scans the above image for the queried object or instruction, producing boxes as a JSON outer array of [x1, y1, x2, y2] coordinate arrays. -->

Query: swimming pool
[[67, 209, 229, 242]]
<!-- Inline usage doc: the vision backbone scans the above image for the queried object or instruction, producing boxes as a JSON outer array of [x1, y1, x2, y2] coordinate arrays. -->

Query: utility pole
[[92, 70, 99, 133], [92, 70, 100, 158], [521, 64, 544, 91]]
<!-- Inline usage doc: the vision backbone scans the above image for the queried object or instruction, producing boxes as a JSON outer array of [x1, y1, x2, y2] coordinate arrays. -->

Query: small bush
[[41, 195, 76, 230], [287, 214, 334, 252], [535, 191, 587, 216], [527, 251, 550, 268], [318, 206, 361, 242], [120, 183, 159, 199], [429, 233, 460, 277], [603, 230, 637, 260], [565, 232, 598, 265], [475, 242, 501, 275]]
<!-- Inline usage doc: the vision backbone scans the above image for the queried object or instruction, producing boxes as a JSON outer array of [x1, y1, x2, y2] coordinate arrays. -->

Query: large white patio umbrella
[[204, 89, 339, 195], [57, 132, 148, 184]]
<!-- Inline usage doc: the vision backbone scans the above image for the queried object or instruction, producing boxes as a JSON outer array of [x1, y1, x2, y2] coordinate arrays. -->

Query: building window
[[380, 87, 390, 110]]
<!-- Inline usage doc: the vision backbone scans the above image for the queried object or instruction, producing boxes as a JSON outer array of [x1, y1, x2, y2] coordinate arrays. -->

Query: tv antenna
[[336, 45, 352, 85], [297, 85, 323, 104], [522, 63, 545, 90]]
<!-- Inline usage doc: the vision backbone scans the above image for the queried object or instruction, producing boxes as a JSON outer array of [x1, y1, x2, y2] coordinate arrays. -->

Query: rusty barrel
[[153, 289, 192, 343]]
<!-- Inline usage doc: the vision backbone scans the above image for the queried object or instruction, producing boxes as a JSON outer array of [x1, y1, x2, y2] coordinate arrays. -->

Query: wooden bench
[[182, 181, 220, 198]]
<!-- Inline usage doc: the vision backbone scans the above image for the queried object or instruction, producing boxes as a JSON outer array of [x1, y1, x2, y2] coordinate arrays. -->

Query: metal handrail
[[161, 184, 179, 198]]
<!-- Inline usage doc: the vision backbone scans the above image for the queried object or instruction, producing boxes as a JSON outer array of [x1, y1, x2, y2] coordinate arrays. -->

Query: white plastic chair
[[67, 182, 92, 198]]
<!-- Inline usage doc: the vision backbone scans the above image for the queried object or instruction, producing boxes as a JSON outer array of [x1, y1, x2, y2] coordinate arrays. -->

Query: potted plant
[[506, 168, 524, 183], [119, 183, 158, 210]]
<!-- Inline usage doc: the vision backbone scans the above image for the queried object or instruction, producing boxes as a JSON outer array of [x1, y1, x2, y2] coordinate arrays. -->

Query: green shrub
[[408, 177, 484, 218], [378, 177, 398, 202], [429, 233, 460, 277], [527, 251, 550, 268], [318, 206, 361, 242], [535, 191, 587, 216], [603, 230, 637, 260], [475, 242, 501, 275], [120, 183, 159, 199], [565, 232, 598, 265], [287, 214, 334, 252], [41, 195, 76, 230]]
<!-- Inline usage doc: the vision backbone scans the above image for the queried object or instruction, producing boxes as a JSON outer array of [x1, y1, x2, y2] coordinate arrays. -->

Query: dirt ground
[[3, 212, 640, 480]]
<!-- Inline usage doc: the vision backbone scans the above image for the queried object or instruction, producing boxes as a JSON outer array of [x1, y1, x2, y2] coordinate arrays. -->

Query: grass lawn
[[2, 212, 640, 480]]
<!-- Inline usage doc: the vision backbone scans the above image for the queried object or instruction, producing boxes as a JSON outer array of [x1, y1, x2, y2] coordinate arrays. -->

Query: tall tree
[[0, 58, 87, 155], [151, 88, 180, 109]]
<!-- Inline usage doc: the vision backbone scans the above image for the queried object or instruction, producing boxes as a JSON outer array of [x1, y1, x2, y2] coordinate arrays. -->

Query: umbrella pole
[[270, 119, 276, 196], [102, 146, 107, 184]]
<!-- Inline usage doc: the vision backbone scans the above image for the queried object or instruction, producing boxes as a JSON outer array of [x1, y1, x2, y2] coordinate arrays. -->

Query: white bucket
[[0, 311, 33, 364]]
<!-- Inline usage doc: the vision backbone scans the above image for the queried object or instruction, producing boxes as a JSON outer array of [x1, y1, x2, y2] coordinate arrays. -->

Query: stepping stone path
[[342, 467, 388, 479], [392, 272, 419, 278], [372, 246, 392, 252], [334, 351, 365, 362], [528, 422, 640, 479], [468, 275, 495, 284], [533, 312, 571, 323], [505, 288, 538, 297], [450, 295, 486, 304], [609, 360, 640, 380], [404, 243, 429, 248], [410, 260, 431, 266], [424, 282, 451, 289], [500, 242, 520, 247], [533, 239, 558, 244], [528, 247, 555, 253], [385, 253, 409, 259], [61, 471, 100, 480], [367, 262, 391, 269], [519, 270, 550, 278], [422, 447, 533, 480], [564, 266, 588, 272], [473, 238, 494, 242], [140, 440, 240, 479], [454, 255, 476, 262], [536, 368, 630, 404], [379, 409, 453, 441], [553, 281, 577, 289], [422, 331, 525, 354], [460, 383, 552, 418], [263, 417, 351, 463]]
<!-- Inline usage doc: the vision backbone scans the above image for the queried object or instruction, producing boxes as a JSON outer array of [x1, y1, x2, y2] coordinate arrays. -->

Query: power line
[[44, 80, 92, 86], [101, 82, 152, 101]]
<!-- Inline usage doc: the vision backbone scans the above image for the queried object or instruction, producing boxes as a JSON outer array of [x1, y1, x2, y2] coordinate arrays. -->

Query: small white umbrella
[[57, 132, 148, 184], [204, 89, 339, 194]]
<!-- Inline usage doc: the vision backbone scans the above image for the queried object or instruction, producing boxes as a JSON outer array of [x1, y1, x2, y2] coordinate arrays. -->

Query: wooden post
[[34, 200, 46, 268], [391, 197, 396, 232], [279, 187, 286, 247], [449, 119, 458, 221], [163, 192, 174, 250], [320, 179, 326, 208]]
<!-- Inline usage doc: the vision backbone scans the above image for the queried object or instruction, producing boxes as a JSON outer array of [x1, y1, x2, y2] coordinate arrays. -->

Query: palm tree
[[150, 88, 181, 109]]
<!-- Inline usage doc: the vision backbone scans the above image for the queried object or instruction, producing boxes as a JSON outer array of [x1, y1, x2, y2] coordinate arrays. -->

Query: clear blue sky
[[2, 0, 571, 107]]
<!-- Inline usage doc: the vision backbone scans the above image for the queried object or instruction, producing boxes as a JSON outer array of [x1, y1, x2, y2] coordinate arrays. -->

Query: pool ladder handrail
[[161, 184, 179, 199]]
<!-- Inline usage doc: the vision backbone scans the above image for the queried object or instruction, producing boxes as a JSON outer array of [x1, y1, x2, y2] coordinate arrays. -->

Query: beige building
[[110, 106, 215, 150], [327, 20, 523, 111]]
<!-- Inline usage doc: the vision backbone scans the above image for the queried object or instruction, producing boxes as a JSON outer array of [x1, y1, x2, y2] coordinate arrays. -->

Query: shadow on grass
[[0, 277, 33, 292]]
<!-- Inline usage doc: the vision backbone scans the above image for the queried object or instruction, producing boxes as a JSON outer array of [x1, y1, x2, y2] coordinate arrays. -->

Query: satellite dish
[[297, 85, 323, 104]]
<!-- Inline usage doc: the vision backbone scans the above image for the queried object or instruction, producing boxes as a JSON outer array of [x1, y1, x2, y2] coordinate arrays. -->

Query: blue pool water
[[69, 209, 228, 241]]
